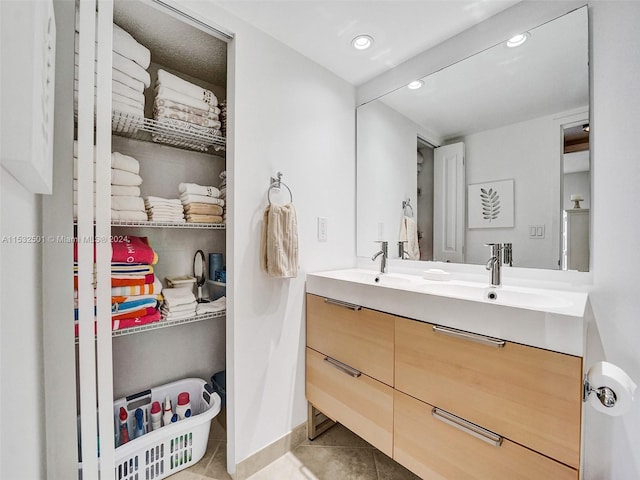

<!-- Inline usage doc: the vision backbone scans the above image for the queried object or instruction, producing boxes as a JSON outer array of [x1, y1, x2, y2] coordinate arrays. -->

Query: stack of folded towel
[[73, 15, 151, 131], [144, 196, 185, 222], [178, 182, 225, 224], [218, 171, 227, 224], [152, 69, 222, 148], [110, 151, 146, 221], [73, 236, 162, 334], [72, 142, 145, 221], [161, 287, 197, 321]]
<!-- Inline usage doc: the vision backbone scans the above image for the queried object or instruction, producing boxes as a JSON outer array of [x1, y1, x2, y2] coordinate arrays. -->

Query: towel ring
[[402, 199, 413, 217], [268, 172, 293, 205]]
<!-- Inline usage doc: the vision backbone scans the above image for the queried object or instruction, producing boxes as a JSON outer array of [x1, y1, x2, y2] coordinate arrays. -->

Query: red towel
[[73, 235, 157, 265], [74, 309, 162, 336]]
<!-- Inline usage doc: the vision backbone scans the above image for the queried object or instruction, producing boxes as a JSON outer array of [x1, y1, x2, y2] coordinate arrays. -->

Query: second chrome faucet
[[372, 241, 388, 274]]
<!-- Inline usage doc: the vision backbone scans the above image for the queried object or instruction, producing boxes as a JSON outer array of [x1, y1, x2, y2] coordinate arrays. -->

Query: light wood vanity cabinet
[[395, 317, 583, 469], [305, 294, 394, 456], [305, 293, 583, 479]]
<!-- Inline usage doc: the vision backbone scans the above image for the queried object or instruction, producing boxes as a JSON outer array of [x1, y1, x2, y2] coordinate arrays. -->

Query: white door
[[433, 142, 465, 263]]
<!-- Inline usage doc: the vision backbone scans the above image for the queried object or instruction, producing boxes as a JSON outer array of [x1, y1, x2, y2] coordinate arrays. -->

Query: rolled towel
[[111, 195, 145, 211], [180, 193, 224, 206], [111, 209, 147, 221], [112, 168, 143, 186], [113, 23, 151, 69], [156, 69, 218, 106], [111, 152, 140, 174], [178, 183, 220, 198]]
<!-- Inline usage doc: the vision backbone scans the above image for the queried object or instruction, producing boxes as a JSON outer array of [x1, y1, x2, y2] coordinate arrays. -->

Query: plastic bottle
[[175, 392, 192, 421], [118, 407, 130, 447], [150, 401, 162, 431], [162, 396, 173, 427], [134, 408, 146, 438]]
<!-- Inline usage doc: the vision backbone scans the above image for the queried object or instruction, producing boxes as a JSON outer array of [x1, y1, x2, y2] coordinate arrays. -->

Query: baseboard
[[231, 421, 307, 480]]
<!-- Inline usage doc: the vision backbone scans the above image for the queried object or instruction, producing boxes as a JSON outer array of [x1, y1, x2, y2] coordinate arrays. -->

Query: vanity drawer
[[393, 391, 578, 480], [306, 347, 393, 456], [395, 317, 582, 468], [306, 293, 394, 386]]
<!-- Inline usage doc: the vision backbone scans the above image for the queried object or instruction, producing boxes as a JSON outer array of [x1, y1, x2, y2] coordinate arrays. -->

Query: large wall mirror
[[357, 6, 590, 271]]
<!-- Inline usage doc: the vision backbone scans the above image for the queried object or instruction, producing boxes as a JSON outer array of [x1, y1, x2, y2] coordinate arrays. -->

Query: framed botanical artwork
[[468, 179, 514, 229]]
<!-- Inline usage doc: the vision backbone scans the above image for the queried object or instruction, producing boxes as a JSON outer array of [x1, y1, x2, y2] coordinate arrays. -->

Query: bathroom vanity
[[305, 268, 589, 479]]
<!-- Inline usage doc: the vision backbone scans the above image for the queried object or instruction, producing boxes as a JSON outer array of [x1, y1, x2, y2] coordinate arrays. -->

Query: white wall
[[357, 101, 418, 258], [176, 2, 357, 471], [460, 112, 569, 269], [563, 171, 591, 210], [586, 2, 640, 478], [0, 170, 46, 480]]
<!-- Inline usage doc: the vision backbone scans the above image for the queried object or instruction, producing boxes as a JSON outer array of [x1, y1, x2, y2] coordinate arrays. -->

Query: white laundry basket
[[78, 378, 221, 480]]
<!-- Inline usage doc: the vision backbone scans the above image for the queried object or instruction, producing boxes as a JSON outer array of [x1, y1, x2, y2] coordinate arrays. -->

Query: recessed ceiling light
[[408, 80, 424, 90], [506, 32, 530, 48], [352, 35, 374, 50]]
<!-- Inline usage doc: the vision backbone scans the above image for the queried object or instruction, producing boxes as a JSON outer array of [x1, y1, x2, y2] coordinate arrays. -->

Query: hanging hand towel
[[399, 215, 420, 260], [260, 203, 299, 278]]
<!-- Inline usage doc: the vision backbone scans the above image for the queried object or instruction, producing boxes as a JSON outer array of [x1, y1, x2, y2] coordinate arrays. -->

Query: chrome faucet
[[372, 241, 389, 273], [398, 241, 409, 260], [502, 243, 513, 267], [485, 243, 502, 287]]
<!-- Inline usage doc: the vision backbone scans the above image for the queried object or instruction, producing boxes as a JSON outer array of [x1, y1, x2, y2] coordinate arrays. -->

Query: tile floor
[[170, 419, 420, 480]]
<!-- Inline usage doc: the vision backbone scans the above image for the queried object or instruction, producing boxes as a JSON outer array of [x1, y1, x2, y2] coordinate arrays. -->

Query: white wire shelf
[[112, 110, 226, 153], [74, 310, 226, 343], [111, 220, 225, 229], [112, 310, 226, 337]]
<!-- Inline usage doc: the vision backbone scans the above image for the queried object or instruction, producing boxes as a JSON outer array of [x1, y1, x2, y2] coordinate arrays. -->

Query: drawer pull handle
[[432, 325, 505, 348], [324, 298, 362, 311], [324, 356, 362, 378], [432, 408, 503, 447]]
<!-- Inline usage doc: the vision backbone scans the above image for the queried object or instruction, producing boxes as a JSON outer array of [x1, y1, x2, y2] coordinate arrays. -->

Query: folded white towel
[[180, 193, 225, 207], [113, 23, 151, 69], [111, 209, 147, 221], [156, 69, 218, 106], [154, 105, 221, 129], [74, 64, 146, 93], [111, 195, 145, 211], [154, 97, 220, 118], [111, 185, 140, 197], [161, 300, 198, 314], [73, 49, 151, 88], [161, 287, 196, 307], [113, 52, 150, 88], [148, 215, 186, 223], [73, 78, 145, 105], [161, 310, 196, 321], [146, 205, 183, 214], [112, 168, 143, 186], [196, 296, 226, 315], [154, 85, 216, 112], [111, 152, 140, 174], [260, 203, 299, 278], [178, 183, 220, 198], [144, 196, 182, 206]]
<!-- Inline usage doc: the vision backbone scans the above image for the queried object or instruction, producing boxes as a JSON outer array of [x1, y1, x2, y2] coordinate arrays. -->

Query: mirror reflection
[[357, 7, 589, 271]]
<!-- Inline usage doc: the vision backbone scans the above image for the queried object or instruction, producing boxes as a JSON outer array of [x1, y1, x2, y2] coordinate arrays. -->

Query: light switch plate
[[318, 217, 328, 242]]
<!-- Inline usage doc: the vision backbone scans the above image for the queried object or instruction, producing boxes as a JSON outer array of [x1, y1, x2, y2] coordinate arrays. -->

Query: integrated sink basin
[[306, 267, 589, 356], [312, 268, 579, 313]]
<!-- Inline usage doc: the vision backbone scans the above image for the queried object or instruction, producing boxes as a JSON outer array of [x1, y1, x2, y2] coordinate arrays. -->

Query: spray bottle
[[118, 407, 130, 447]]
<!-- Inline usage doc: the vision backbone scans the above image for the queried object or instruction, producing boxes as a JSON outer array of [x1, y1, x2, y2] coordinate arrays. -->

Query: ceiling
[[376, 6, 589, 142], [214, 0, 522, 86]]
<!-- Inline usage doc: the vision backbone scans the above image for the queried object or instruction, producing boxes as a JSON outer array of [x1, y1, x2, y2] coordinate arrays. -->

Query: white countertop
[[306, 267, 589, 356]]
